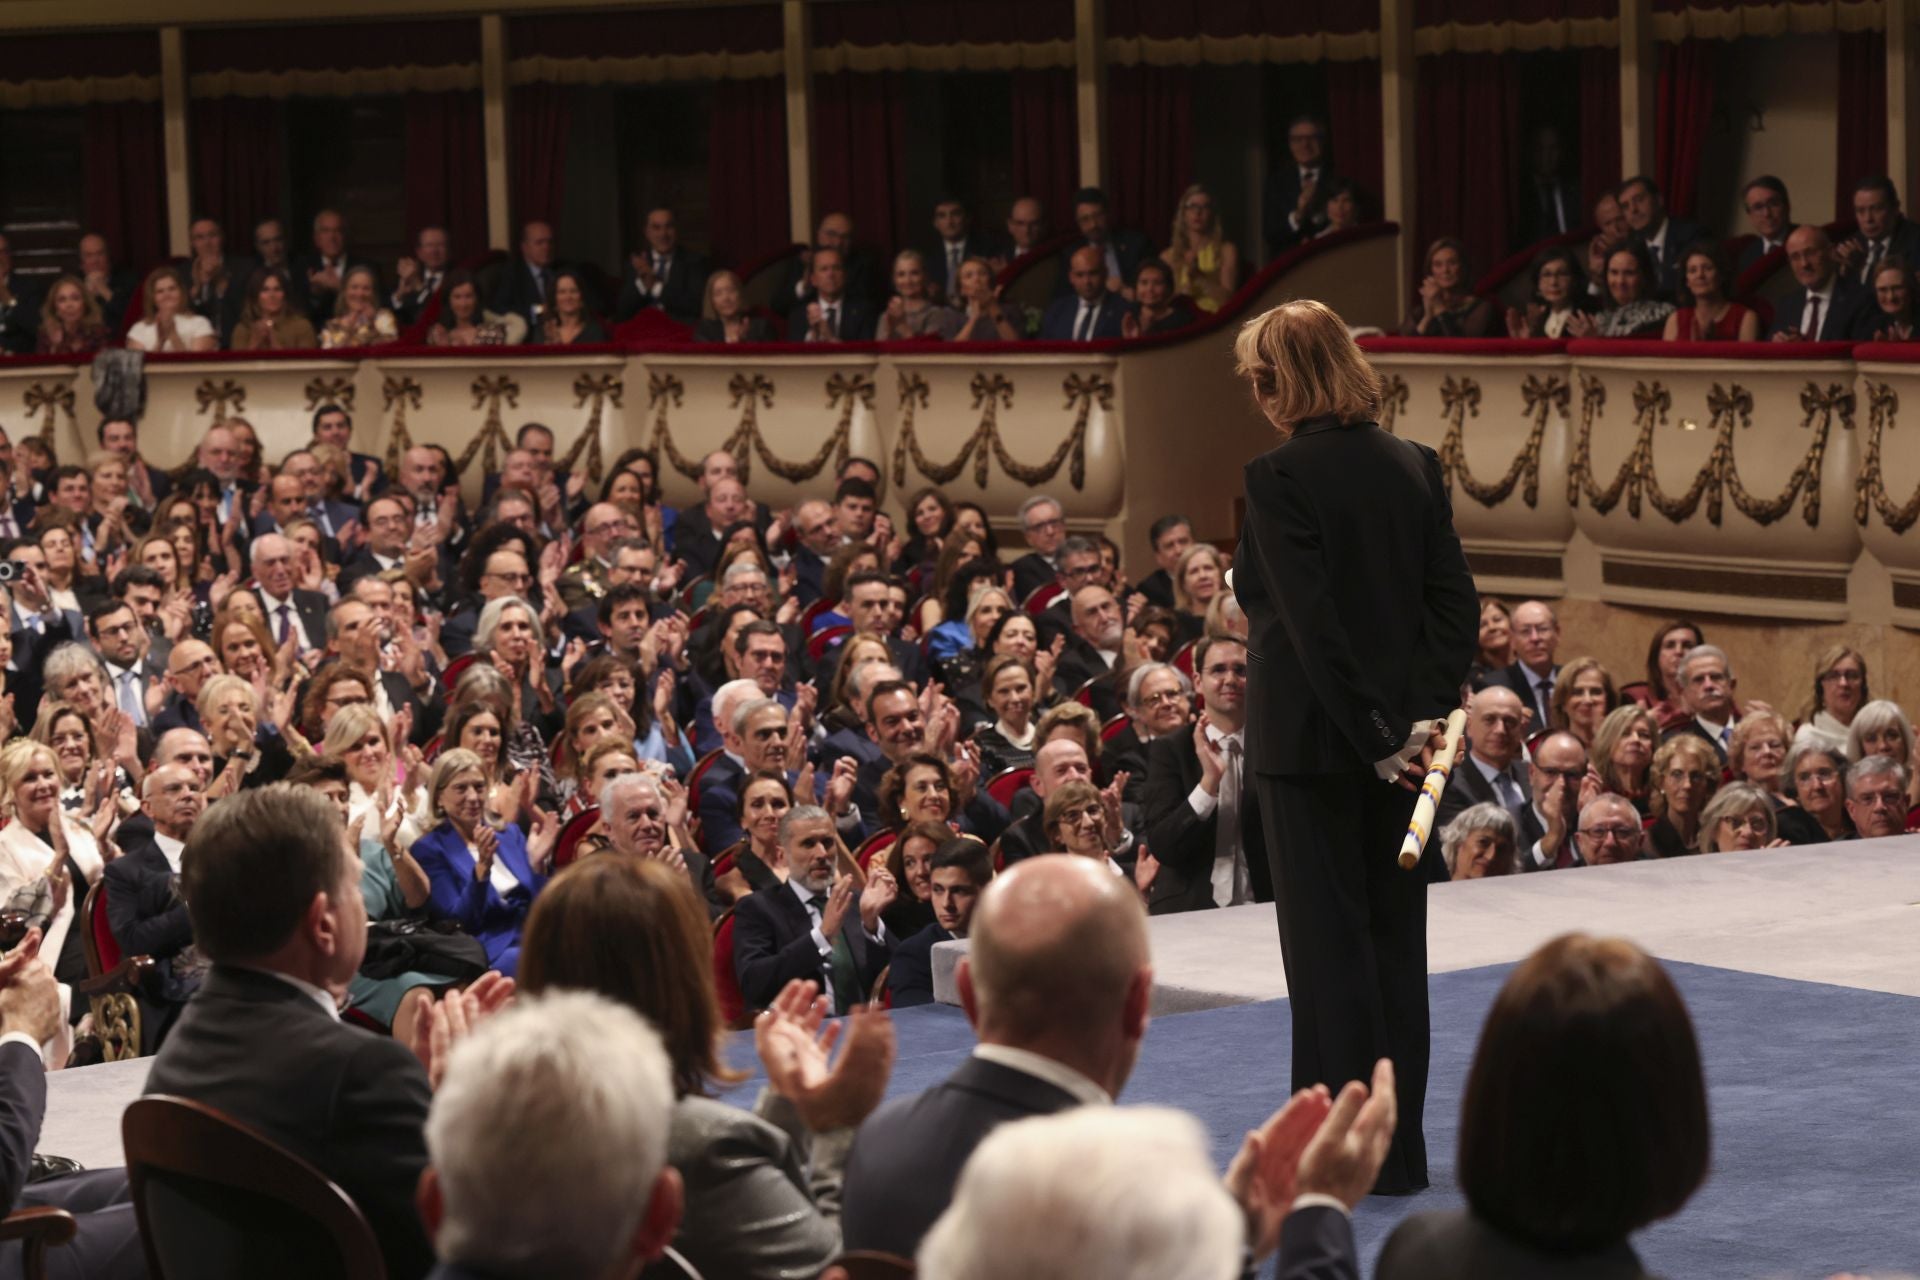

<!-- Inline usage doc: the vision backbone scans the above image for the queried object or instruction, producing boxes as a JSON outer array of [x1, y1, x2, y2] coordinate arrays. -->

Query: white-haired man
[[1662, 643, 1746, 765]]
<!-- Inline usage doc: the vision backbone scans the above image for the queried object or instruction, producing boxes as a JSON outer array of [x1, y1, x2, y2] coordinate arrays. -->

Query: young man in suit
[[103, 762, 205, 1049], [1052, 186, 1150, 298], [1133, 514, 1193, 609], [1618, 175, 1701, 295], [87, 601, 159, 732], [1039, 246, 1131, 340], [888, 836, 990, 1008], [731, 807, 895, 1015], [1734, 176, 1795, 276], [1140, 635, 1270, 914], [1768, 225, 1866, 342], [921, 197, 1009, 300], [613, 207, 709, 325]]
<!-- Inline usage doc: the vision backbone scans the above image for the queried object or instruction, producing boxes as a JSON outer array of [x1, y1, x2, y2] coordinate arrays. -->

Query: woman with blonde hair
[[320, 702, 430, 848], [1805, 644, 1869, 737], [1847, 698, 1920, 815], [878, 250, 962, 340], [1697, 782, 1784, 853], [1588, 704, 1658, 816], [1549, 657, 1618, 747], [319, 264, 400, 349], [198, 672, 295, 788], [1646, 734, 1720, 857], [693, 269, 773, 343], [36, 274, 108, 355], [1162, 183, 1240, 312], [0, 739, 106, 1041], [1171, 543, 1226, 645], [30, 701, 133, 837], [1231, 296, 1478, 1194], [411, 748, 556, 976], [127, 265, 216, 352]]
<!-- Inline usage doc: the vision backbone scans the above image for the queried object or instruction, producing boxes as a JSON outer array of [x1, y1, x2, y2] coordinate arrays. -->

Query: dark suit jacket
[[774, 247, 884, 318], [1377, 1208, 1651, 1280], [695, 753, 748, 854], [1734, 229, 1794, 277], [693, 315, 774, 342], [1134, 566, 1175, 609], [1236, 418, 1479, 776], [731, 879, 890, 1012], [149, 689, 203, 737], [1663, 716, 1730, 765], [1435, 754, 1532, 839], [490, 258, 560, 328], [143, 965, 435, 1280], [1767, 279, 1868, 341], [249, 586, 330, 653], [1486, 660, 1556, 726], [787, 296, 877, 343], [1101, 722, 1152, 807], [1517, 177, 1583, 249], [1052, 231, 1152, 295], [993, 806, 1047, 865], [1141, 728, 1273, 913], [1264, 163, 1337, 254], [921, 234, 1010, 297], [887, 921, 950, 1007], [841, 1055, 1081, 1258], [1008, 552, 1056, 603], [8, 605, 83, 730], [1848, 217, 1920, 285], [1640, 216, 1703, 292], [1039, 293, 1131, 341], [614, 249, 710, 324], [291, 253, 371, 325], [102, 839, 197, 1005]]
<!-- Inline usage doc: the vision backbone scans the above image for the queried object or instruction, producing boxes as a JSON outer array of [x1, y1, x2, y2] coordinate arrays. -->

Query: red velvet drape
[[1414, 52, 1521, 288], [1655, 41, 1715, 220], [83, 101, 166, 275], [1011, 68, 1078, 230], [812, 71, 911, 259], [1326, 60, 1384, 214], [708, 77, 791, 270], [1578, 46, 1621, 216], [1105, 64, 1193, 243], [189, 98, 284, 241], [1836, 30, 1887, 215], [509, 84, 572, 229], [404, 92, 487, 260]]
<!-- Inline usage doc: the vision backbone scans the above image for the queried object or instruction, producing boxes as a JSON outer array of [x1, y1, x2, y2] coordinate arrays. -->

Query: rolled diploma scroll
[[1398, 707, 1469, 870]]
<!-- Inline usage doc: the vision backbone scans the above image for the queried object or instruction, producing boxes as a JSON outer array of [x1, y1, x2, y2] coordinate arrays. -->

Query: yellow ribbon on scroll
[[1398, 707, 1469, 871]]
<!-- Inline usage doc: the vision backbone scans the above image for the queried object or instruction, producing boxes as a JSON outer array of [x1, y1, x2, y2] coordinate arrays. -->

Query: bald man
[[106, 761, 209, 1039], [1769, 224, 1866, 342], [1039, 245, 1131, 341], [841, 855, 1152, 1258]]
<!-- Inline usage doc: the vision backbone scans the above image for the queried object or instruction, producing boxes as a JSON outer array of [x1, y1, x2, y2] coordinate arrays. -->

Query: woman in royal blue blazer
[[410, 748, 558, 977]]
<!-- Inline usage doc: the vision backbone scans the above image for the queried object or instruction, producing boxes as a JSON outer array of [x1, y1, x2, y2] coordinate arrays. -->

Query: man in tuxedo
[[87, 601, 158, 731], [1140, 634, 1270, 914], [1009, 495, 1068, 602], [1102, 662, 1191, 808], [103, 761, 206, 1049], [923, 198, 1009, 300], [1734, 176, 1795, 276], [1837, 175, 1920, 286], [887, 837, 990, 1008], [1133, 514, 1192, 608], [1004, 196, 1048, 264], [614, 207, 708, 325], [732, 806, 895, 1015], [1661, 643, 1742, 765], [144, 784, 441, 1280], [391, 226, 451, 327], [1515, 732, 1588, 871], [1485, 599, 1560, 726], [1236, 325, 1480, 1194], [1435, 684, 1533, 839], [1054, 187, 1150, 299], [76, 233, 137, 334], [1618, 175, 1701, 295], [491, 220, 559, 330], [1768, 225, 1865, 342], [1263, 116, 1335, 256], [840, 854, 1146, 1257], [296, 208, 365, 325], [0, 932, 145, 1279], [791, 246, 875, 343], [312, 404, 387, 502], [152, 641, 218, 736], [249, 533, 330, 656], [1040, 246, 1130, 341]]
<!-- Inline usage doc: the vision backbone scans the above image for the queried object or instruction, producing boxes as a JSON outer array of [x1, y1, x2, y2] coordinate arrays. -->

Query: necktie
[[1867, 241, 1885, 280], [1537, 676, 1554, 723], [825, 305, 838, 338], [1720, 723, 1732, 747], [309, 504, 333, 537], [948, 245, 962, 293], [117, 670, 143, 724], [653, 254, 668, 289], [1074, 304, 1093, 341], [1806, 296, 1823, 339], [1494, 771, 1523, 812], [275, 603, 292, 645], [1212, 738, 1249, 907], [807, 896, 861, 1014]]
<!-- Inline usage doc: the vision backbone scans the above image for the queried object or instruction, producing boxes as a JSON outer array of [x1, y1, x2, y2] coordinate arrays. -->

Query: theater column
[[1379, 0, 1416, 292], [1892, 0, 1920, 211], [1074, 0, 1106, 189], [159, 27, 190, 259], [783, 0, 815, 246], [1619, 0, 1656, 181], [481, 15, 510, 253]]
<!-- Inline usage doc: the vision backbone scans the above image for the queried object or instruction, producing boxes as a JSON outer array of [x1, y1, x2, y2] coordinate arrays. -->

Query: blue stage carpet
[[725, 962, 1920, 1276]]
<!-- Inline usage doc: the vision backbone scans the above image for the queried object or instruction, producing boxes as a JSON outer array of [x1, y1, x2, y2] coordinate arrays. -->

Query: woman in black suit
[[693, 270, 774, 343], [1377, 934, 1708, 1278], [1232, 298, 1479, 1194]]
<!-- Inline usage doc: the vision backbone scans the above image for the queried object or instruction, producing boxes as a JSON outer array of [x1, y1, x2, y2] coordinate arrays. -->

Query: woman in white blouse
[[319, 703, 430, 851], [126, 266, 217, 353]]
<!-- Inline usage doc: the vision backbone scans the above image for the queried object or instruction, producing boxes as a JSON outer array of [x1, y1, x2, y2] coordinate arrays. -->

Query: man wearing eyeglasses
[[1486, 599, 1561, 726], [1038, 536, 1106, 648], [1517, 732, 1589, 871], [1843, 756, 1911, 840], [1575, 794, 1647, 865], [1010, 494, 1068, 602], [441, 548, 533, 659], [556, 503, 635, 610], [1435, 684, 1533, 838]]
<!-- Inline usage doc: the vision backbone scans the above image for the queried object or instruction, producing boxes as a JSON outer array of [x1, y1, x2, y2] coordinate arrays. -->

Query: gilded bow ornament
[[560, 372, 624, 484], [1856, 381, 1920, 532], [454, 375, 519, 477], [194, 379, 247, 424], [304, 376, 356, 413], [1442, 374, 1561, 509], [381, 376, 423, 481], [22, 383, 74, 442]]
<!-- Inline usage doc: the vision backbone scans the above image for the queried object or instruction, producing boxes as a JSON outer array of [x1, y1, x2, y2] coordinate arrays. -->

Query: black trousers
[[1256, 767, 1438, 1193]]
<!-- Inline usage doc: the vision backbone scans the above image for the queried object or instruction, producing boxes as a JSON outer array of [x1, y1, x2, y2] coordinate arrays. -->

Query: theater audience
[[1664, 643, 1746, 764], [1518, 732, 1589, 871], [1567, 239, 1673, 338], [693, 269, 772, 343], [1058, 186, 1149, 298], [229, 267, 318, 350], [1442, 802, 1518, 879], [971, 655, 1040, 775], [1377, 935, 1706, 1278], [1162, 182, 1239, 312], [1485, 599, 1559, 725], [1264, 115, 1335, 253], [1503, 248, 1591, 339], [1316, 177, 1364, 238], [78, 231, 137, 333], [1401, 237, 1493, 337], [1647, 734, 1719, 857], [1698, 781, 1783, 853], [1171, 542, 1226, 643], [127, 266, 217, 353], [616, 206, 709, 326], [1844, 755, 1910, 838], [1727, 709, 1827, 845], [1769, 225, 1865, 341], [1644, 618, 1705, 729], [888, 835, 991, 1008], [1663, 241, 1759, 342], [1858, 258, 1919, 341], [1786, 729, 1855, 843], [1141, 634, 1261, 912], [411, 749, 556, 977], [1574, 793, 1646, 865], [35, 274, 108, 355], [797, 246, 875, 343], [319, 264, 400, 349], [1735, 175, 1795, 273], [1549, 655, 1616, 747], [427, 271, 513, 347], [1005, 196, 1048, 263], [1807, 644, 1870, 735]]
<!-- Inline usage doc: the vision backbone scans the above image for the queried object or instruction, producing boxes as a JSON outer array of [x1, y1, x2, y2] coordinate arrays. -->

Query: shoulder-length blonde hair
[[1169, 183, 1222, 257], [1234, 299, 1382, 429]]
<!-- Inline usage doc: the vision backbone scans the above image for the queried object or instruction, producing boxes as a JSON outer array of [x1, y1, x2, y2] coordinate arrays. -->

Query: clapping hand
[[754, 979, 897, 1131], [1226, 1085, 1335, 1260], [858, 866, 898, 933], [1296, 1058, 1399, 1209], [472, 823, 499, 885], [410, 971, 516, 1092], [0, 929, 60, 1047]]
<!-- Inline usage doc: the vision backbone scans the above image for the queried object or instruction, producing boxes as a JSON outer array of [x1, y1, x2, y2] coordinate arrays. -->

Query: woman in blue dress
[[410, 748, 558, 977]]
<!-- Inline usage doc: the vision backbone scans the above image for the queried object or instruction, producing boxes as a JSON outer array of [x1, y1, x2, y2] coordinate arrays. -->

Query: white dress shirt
[[258, 588, 315, 653], [1186, 723, 1245, 818], [1072, 297, 1104, 342], [972, 1043, 1111, 1106], [238, 966, 340, 1021], [155, 832, 185, 875], [1801, 281, 1837, 338]]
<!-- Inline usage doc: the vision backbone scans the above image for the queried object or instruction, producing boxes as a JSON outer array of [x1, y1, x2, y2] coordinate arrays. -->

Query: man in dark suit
[[773, 211, 883, 321], [1141, 635, 1272, 914], [252, 472, 343, 564], [490, 220, 560, 331], [1133, 513, 1193, 609], [6, 549, 82, 730], [787, 499, 837, 607], [1516, 125, 1581, 250], [613, 207, 709, 325], [786, 246, 875, 343], [251, 218, 313, 318], [318, 598, 442, 746], [1513, 732, 1588, 872], [144, 784, 450, 1280], [86, 601, 159, 732], [696, 696, 793, 853], [1051, 582, 1126, 719], [1039, 246, 1132, 340], [1052, 187, 1150, 298], [1435, 684, 1533, 840], [922, 197, 1009, 301], [1618, 175, 1701, 295], [77, 232, 137, 334], [731, 807, 894, 1015], [1102, 661, 1191, 808], [1263, 116, 1336, 256], [151, 641, 219, 736], [1734, 176, 1795, 276], [1838, 174, 1920, 286], [178, 218, 254, 345], [311, 404, 387, 502], [248, 533, 330, 656], [1768, 225, 1866, 342], [1484, 599, 1560, 726], [103, 761, 205, 1049], [0, 931, 145, 1278], [888, 837, 990, 1008], [294, 208, 368, 326], [1008, 494, 1068, 603], [1660, 643, 1741, 765], [1235, 325, 1480, 1194], [390, 226, 451, 328]]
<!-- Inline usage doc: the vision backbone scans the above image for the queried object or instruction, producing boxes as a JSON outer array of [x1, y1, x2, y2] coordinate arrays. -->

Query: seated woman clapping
[[1566, 240, 1672, 339], [1860, 259, 1920, 342], [427, 270, 513, 347], [229, 267, 318, 350], [1504, 248, 1592, 339], [1661, 241, 1759, 343], [319, 265, 399, 349]]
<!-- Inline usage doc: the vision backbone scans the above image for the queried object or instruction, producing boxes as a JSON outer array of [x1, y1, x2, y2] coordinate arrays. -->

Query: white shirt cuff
[[1373, 719, 1436, 783], [1289, 1192, 1350, 1217], [0, 1032, 39, 1057], [810, 926, 831, 955], [1187, 783, 1218, 818]]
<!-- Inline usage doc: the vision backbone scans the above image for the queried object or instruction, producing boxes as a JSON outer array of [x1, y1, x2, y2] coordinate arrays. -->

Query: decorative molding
[[645, 372, 696, 480], [891, 369, 1107, 491], [1857, 380, 1920, 533], [1437, 373, 1564, 509], [193, 378, 246, 425], [381, 375, 423, 481], [561, 372, 622, 486], [304, 375, 356, 413], [22, 382, 75, 442], [455, 374, 519, 476], [1602, 557, 1848, 603]]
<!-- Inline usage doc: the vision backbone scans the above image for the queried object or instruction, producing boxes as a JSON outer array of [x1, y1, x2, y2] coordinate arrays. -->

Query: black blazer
[[143, 965, 436, 1280], [102, 839, 197, 1005], [1435, 754, 1532, 838], [841, 1055, 1081, 1259], [1662, 716, 1730, 766], [886, 920, 949, 1008], [1052, 230, 1152, 295], [692, 315, 774, 343], [1378, 1208, 1652, 1280], [1100, 722, 1151, 807], [248, 587, 330, 654], [614, 249, 709, 324], [1236, 419, 1479, 775], [1140, 729, 1272, 914], [1640, 216, 1703, 293], [787, 296, 877, 343], [1766, 279, 1867, 341], [731, 879, 890, 1013], [1486, 660, 1555, 727], [1008, 552, 1056, 603], [1134, 566, 1175, 609], [1264, 162, 1337, 254]]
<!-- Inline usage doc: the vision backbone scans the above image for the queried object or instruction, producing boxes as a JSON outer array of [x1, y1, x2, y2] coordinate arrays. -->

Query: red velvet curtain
[[1578, 46, 1621, 217], [509, 84, 572, 229], [1655, 41, 1715, 220], [404, 92, 487, 262], [1011, 68, 1078, 230], [1836, 30, 1887, 215], [812, 71, 911, 259], [1414, 52, 1521, 288], [1105, 64, 1193, 243], [1326, 60, 1384, 216], [84, 101, 166, 275], [189, 98, 284, 241], [708, 77, 791, 270]]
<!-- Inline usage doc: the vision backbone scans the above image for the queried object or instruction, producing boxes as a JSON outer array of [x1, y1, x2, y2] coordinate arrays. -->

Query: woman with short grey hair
[[1441, 803, 1519, 880]]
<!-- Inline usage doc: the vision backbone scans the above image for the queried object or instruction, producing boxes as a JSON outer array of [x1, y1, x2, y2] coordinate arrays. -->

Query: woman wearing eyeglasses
[[1803, 645, 1869, 738], [1646, 736, 1720, 857], [1697, 783, 1786, 853]]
